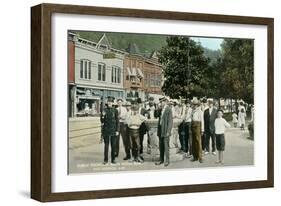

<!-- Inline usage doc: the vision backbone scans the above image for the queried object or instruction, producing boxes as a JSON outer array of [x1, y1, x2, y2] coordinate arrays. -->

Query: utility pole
[[186, 37, 191, 99]]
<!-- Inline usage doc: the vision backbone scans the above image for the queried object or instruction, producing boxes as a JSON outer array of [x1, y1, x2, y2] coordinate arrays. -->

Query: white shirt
[[201, 104, 208, 112], [127, 113, 146, 129], [138, 107, 142, 114], [192, 107, 204, 131], [209, 107, 213, 115], [238, 112, 246, 124], [160, 105, 168, 126], [181, 105, 192, 122], [172, 105, 181, 118], [124, 110, 132, 125], [118, 106, 127, 122], [238, 105, 246, 112], [215, 117, 231, 134]]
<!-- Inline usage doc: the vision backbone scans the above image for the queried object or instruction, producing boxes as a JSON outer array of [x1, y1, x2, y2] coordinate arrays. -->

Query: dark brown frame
[[31, 3, 274, 202]]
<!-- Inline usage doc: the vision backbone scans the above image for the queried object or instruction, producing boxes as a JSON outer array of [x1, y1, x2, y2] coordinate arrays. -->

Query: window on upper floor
[[149, 73, 161, 87], [156, 74, 161, 86], [111, 66, 121, 83], [80, 59, 91, 80], [98, 63, 106, 81]]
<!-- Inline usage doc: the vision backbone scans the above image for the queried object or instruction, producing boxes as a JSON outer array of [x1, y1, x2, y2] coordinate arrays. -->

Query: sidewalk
[[69, 126, 254, 174]]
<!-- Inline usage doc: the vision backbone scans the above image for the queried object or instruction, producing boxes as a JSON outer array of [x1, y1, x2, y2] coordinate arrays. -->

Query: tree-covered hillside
[[203, 47, 222, 64], [72, 31, 221, 59], [73, 31, 167, 56]]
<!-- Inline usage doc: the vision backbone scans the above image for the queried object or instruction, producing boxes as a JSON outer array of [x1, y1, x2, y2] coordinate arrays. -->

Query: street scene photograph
[[67, 31, 254, 174]]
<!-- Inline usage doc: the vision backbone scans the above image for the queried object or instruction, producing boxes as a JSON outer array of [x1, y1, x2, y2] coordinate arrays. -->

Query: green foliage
[[157, 36, 210, 99], [74, 31, 167, 56], [219, 39, 254, 103], [157, 36, 254, 103], [203, 48, 222, 64], [72, 31, 254, 104], [73, 31, 220, 60]]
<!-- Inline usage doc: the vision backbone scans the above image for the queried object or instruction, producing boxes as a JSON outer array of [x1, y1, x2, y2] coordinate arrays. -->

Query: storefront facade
[[68, 33, 126, 117], [123, 50, 163, 102]]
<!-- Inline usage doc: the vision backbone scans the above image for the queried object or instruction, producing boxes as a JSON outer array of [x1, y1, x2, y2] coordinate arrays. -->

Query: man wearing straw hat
[[127, 102, 147, 163], [191, 98, 204, 163], [117, 98, 131, 160]]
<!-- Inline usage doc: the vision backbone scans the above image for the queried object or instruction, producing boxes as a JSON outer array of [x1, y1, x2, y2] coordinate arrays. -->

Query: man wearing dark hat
[[155, 97, 173, 167], [101, 97, 119, 164], [203, 98, 217, 155]]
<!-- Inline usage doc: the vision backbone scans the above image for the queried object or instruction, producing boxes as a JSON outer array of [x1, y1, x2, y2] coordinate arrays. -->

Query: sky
[[192, 37, 223, 50]]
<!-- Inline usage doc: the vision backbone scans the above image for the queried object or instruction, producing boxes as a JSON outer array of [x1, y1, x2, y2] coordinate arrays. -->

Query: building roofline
[[69, 32, 128, 55], [126, 53, 162, 67], [68, 32, 162, 66]]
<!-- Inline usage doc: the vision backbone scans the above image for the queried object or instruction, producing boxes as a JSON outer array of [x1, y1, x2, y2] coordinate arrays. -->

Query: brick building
[[68, 33, 164, 117], [124, 44, 163, 102]]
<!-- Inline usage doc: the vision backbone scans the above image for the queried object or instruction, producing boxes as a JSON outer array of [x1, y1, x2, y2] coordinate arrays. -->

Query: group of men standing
[[158, 97, 218, 164], [100, 97, 150, 164], [100, 96, 219, 166]]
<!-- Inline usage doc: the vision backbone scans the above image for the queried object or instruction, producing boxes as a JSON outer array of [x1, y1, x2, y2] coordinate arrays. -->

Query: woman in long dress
[[239, 108, 247, 130], [237, 102, 246, 127]]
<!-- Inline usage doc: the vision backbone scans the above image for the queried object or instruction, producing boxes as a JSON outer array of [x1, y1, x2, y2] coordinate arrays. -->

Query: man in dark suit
[[101, 97, 119, 164], [155, 97, 173, 167], [137, 98, 149, 160], [203, 98, 217, 155]]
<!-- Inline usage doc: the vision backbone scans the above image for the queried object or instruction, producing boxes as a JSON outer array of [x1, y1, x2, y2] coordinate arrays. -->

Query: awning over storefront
[[131, 67, 137, 76], [78, 96, 100, 100], [76, 88, 85, 94], [127, 67, 132, 76], [137, 68, 144, 78]]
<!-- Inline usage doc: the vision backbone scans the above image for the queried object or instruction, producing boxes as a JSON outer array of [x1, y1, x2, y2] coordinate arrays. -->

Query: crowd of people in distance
[[100, 96, 252, 167]]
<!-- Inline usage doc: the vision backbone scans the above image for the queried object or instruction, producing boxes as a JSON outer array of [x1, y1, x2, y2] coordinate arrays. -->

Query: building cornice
[[69, 32, 163, 67]]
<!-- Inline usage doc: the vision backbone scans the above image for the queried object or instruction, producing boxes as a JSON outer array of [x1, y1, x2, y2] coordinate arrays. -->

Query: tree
[[219, 39, 254, 103], [158, 36, 210, 99]]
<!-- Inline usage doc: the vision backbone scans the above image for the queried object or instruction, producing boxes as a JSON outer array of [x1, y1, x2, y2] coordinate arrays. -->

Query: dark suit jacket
[[139, 107, 149, 136], [154, 107, 161, 119], [204, 107, 217, 133], [157, 106, 173, 138], [146, 103, 157, 119], [101, 107, 119, 137]]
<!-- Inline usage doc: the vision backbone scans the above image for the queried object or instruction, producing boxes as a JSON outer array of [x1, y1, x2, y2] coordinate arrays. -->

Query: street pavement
[[69, 118, 254, 174]]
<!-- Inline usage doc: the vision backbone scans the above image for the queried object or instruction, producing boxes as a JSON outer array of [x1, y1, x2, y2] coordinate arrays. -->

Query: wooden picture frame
[[31, 3, 274, 202]]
